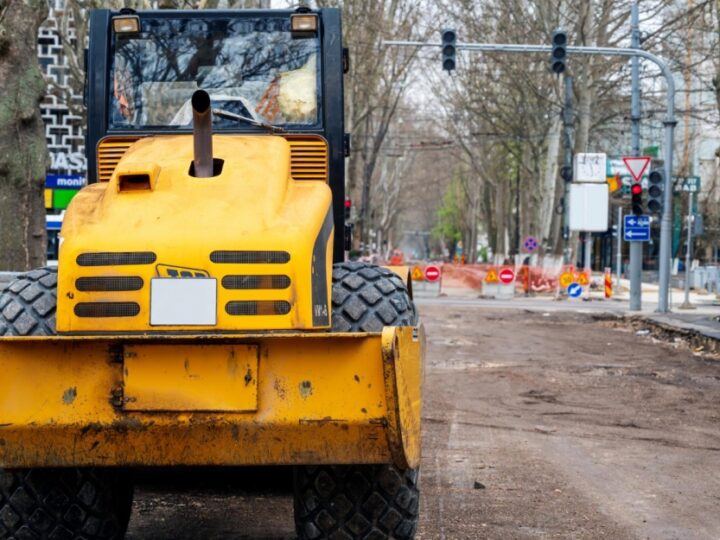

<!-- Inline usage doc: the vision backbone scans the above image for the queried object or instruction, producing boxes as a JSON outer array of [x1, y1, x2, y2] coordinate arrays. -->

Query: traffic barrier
[[604, 267, 612, 298], [431, 260, 568, 294]]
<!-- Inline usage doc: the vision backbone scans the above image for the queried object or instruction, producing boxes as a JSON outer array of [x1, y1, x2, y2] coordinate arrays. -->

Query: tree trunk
[[494, 182, 507, 259], [715, 0, 720, 156], [540, 115, 562, 243], [0, 0, 49, 271]]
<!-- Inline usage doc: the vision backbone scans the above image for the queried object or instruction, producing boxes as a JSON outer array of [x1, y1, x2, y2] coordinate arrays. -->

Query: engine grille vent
[[96, 136, 327, 183], [97, 137, 139, 182], [210, 251, 290, 264], [286, 136, 328, 182], [76, 276, 144, 292], [222, 275, 290, 290], [77, 252, 157, 266], [74, 302, 140, 318], [226, 301, 291, 316]]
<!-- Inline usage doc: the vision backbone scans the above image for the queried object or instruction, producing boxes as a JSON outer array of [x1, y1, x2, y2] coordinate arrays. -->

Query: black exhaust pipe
[[191, 90, 214, 178]]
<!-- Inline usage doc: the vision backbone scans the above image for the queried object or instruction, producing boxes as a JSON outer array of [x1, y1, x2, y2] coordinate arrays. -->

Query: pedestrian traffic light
[[550, 30, 567, 74], [631, 182, 643, 216], [560, 165, 572, 182], [647, 168, 664, 215], [441, 29, 456, 72]]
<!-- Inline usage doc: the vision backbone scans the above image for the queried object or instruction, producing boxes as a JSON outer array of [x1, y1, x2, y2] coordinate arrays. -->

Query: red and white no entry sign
[[424, 264, 441, 282], [498, 267, 515, 284]]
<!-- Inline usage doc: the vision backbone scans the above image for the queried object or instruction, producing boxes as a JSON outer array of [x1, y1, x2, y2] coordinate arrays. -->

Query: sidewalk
[[607, 279, 720, 343]]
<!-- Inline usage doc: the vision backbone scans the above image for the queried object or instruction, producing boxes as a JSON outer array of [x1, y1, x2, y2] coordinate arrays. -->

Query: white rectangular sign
[[569, 183, 609, 232], [574, 153, 607, 183], [150, 278, 217, 326]]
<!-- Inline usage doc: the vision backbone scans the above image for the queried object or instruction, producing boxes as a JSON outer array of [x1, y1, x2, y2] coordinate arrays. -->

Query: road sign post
[[567, 283, 583, 298], [498, 268, 515, 284], [523, 236, 539, 253], [424, 265, 441, 283], [623, 215, 650, 242], [622, 156, 651, 181], [497, 267, 515, 299]]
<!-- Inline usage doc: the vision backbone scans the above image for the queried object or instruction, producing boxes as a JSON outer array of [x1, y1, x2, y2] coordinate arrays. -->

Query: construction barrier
[[438, 258, 567, 294], [604, 267, 613, 298]]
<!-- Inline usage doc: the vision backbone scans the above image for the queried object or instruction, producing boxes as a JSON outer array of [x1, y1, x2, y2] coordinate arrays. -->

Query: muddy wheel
[[0, 468, 134, 539], [294, 262, 420, 539], [0, 268, 134, 538], [0, 267, 57, 336]]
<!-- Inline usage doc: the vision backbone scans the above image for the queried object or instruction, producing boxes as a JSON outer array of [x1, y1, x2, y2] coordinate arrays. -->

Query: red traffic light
[[344, 199, 352, 208], [631, 184, 642, 195]]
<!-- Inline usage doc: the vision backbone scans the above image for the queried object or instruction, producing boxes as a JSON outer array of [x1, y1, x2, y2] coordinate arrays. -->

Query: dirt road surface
[[126, 302, 720, 539]]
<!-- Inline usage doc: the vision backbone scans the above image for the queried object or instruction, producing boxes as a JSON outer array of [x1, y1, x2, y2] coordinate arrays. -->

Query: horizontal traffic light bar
[[382, 40, 676, 91]]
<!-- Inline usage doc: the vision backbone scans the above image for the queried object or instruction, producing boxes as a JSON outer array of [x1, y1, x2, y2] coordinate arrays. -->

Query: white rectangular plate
[[150, 278, 217, 326]]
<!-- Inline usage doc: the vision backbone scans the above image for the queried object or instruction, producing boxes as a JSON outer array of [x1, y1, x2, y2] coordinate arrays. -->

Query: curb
[[629, 314, 720, 354]]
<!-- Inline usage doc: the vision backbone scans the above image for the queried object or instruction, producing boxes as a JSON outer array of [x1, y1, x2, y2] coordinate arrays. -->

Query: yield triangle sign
[[623, 156, 651, 181]]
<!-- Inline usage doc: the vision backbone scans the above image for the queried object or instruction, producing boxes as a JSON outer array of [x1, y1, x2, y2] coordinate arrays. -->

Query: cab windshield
[[109, 16, 321, 129]]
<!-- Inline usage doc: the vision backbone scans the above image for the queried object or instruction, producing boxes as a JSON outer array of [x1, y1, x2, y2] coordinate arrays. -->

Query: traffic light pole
[[562, 75, 573, 264], [629, 2, 643, 311], [383, 37, 677, 312]]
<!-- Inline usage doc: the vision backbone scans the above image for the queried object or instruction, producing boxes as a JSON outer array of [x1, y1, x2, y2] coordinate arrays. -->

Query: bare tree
[[315, 0, 427, 250], [0, 0, 49, 271]]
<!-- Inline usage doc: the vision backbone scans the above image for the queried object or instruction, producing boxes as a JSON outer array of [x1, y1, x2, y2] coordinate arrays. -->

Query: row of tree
[[340, 0, 720, 265]]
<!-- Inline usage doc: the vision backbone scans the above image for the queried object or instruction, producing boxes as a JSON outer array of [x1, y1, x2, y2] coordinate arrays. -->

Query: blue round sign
[[567, 282, 583, 298], [523, 236, 539, 253]]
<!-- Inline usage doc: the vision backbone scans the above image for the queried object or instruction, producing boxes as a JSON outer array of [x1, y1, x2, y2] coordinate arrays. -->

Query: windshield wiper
[[212, 108, 286, 133]]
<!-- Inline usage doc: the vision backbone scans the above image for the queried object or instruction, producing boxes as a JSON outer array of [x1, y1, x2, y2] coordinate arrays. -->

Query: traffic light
[[631, 182, 643, 216], [550, 30, 567, 74], [560, 165, 572, 183], [441, 29, 456, 72], [647, 168, 664, 215], [344, 198, 352, 221]]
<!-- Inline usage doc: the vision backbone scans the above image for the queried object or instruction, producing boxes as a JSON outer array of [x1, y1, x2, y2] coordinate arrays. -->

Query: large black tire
[[294, 465, 420, 540], [330, 262, 417, 332], [293, 262, 420, 540], [0, 267, 57, 336], [0, 268, 134, 539], [0, 468, 133, 540]]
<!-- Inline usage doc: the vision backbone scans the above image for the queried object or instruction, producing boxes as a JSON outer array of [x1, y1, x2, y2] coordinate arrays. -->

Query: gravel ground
[[126, 303, 720, 539]]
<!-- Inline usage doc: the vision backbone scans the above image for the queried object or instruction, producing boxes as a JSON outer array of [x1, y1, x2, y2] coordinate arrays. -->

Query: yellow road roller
[[0, 7, 423, 539]]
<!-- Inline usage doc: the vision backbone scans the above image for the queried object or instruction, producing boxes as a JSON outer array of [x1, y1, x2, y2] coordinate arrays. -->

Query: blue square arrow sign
[[624, 215, 650, 242]]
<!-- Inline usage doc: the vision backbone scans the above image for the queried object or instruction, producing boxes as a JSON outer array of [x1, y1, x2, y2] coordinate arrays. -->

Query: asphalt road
[[126, 301, 720, 539]]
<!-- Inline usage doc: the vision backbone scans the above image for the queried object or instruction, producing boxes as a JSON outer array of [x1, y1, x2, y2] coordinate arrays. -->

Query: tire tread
[[0, 268, 57, 336], [331, 262, 417, 332]]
